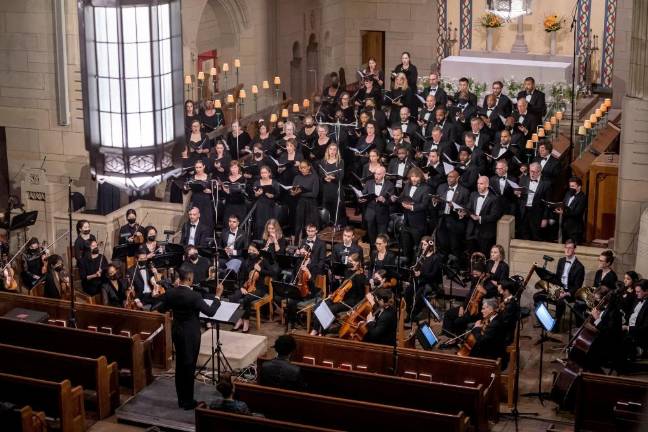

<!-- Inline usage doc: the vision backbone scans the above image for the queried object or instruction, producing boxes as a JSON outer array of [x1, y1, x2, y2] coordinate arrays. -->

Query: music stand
[[273, 281, 302, 332], [314, 301, 336, 331], [112, 243, 141, 261], [197, 300, 243, 383], [9, 211, 38, 231], [522, 303, 556, 404], [443, 262, 465, 309], [151, 252, 184, 270], [415, 322, 439, 350]]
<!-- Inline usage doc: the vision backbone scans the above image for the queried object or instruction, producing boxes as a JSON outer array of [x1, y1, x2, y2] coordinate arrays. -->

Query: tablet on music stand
[[422, 296, 441, 322], [314, 301, 335, 330], [200, 300, 242, 324], [416, 323, 439, 350], [535, 303, 556, 332]]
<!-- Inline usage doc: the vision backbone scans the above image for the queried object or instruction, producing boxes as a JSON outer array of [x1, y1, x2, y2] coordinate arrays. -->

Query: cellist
[[468, 298, 507, 360], [362, 288, 397, 346], [230, 242, 279, 333], [310, 253, 368, 336]]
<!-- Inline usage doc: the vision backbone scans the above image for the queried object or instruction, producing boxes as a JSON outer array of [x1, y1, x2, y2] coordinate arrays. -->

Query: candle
[[274, 76, 281, 85], [184, 75, 192, 85], [532, 133, 539, 143], [600, 104, 607, 113], [555, 111, 563, 121], [197, 71, 205, 80], [604, 98, 612, 108], [292, 103, 300, 113], [262, 80, 270, 89], [214, 99, 221, 109], [234, 59, 241, 68], [303, 99, 310, 108], [578, 126, 587, 136], [239, 89, 246, 99], [544, 121, 552, 131], [222, 63, 229, 72], [589, 114, 597, 123], [210, 67, 217, 76], [226, 94, 234, 104], [584, 120, 592, 129], [251, 85, 258, 94], [538, 128, 545, 138], [270, 113, 278, 123], [281, 108, 289, 118], [525, 140, 534, 149], [595, 109, 602, 118], [550, 116, 557, 125]]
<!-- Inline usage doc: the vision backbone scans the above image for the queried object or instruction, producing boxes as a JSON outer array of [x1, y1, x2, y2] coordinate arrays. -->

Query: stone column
[[614, 0, 648, 271]]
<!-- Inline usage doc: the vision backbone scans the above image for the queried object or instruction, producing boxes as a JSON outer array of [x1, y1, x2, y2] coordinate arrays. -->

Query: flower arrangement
[[543, 14, 565, 32], [480, 12, 504, 28]]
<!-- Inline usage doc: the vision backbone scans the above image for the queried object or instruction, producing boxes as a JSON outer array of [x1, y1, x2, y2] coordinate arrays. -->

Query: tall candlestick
[[234, 59, 240, 68], [222, 63, 229, 72]]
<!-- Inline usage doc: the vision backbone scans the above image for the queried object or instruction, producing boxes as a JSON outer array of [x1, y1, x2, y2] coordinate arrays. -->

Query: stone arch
[[306, 33, 319, 97], [290, 41, 303, 102]]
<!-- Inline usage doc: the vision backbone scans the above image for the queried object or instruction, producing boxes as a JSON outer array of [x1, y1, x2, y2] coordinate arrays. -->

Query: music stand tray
[[272, 281, 302, 300], [112, 243, 142, 260]]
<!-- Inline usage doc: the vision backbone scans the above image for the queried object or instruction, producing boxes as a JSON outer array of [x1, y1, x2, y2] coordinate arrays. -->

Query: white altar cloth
[[441, 55, 572, 84]]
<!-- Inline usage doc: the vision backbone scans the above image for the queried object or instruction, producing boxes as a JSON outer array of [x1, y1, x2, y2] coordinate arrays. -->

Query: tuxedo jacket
[[510, 111, 540, 145], [302, 237, 326, 276], [628, 300, 648, 345], [471, 130, 494, 152], [458, 162, 480, 192], [435, 182, 471, 215], [363, 179, 395, 215], [534, 156, 560, 183], [467, 191, 503, 238], [218, 229, 248, 259], [481, 106, 506, 133], [470, 314, 507, 360], [518, 176, 551, 217], [482, 93, 513, 117], [391, 120, 418, 141], [517, 89, 547, 118], [363, 307, 397, 346], [423, 86, 448, 108], [332, 242, 364, 265], [561, 191, 587, 236], [549, 257, 585, 295], [423, 164, 447, 193], [423, 140, 457, 163], [400, 182, 431, 228], [126, 265, 156, 299], [489, 174, 519, 215], [180, 221, 212, 247], [433, 119, 458, 146]]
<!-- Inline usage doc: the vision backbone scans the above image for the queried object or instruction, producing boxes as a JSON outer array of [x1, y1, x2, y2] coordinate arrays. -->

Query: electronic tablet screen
[[535, 303, 556, 332], [416, 323, 439, 350]]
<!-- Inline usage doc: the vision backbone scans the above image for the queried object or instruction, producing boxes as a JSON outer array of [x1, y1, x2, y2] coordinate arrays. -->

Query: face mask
[[138, 261, 147, 267], [570, 188, 578, 194], [127, 218, 136, 225], [346, 263, 355, 269], [82, 229, 91, 235], [54, 265, 63, 272], [91, 248, 99, 255], [147, 235, 156, 242], [373, 278, 381, 285], [188, 253, 198, 261]]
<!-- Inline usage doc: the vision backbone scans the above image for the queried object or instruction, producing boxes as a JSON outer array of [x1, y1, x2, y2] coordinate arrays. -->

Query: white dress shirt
[[561, 258, 574, 288], [140, 268, 151, 294], [188, 222, 198, 245], [475, 192, 487, 216], [526, 180, 538, 207], [445, 186, 455, 214], [629, 299, 645, 327]]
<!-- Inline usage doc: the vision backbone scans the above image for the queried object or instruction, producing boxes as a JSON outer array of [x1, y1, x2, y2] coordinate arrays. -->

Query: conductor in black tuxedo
[[180, 206, 212, 247], [158, 268, 222, 410], [466, 176, 503, 256], [361, 166, 395, 247], [394, 167, 431, 262], [533, 239, 585, 330], [516, 77, 547, 118], [556, 177, 587, 244]]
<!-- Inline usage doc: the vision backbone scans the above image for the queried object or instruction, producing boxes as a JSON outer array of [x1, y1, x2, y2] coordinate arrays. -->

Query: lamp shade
[[589, 114, 597, 123], [604, 98, 612, 107], [525, 139, 534, 149], [270, 113, 277, 122], [197, 71, 205, 80], [538, 128, 545, 138], [292, 103, 300, 113], [222, 63, 229, 72], [274, 76, 281, 85], [214, 99, 221, 109], [584, 120, 592, 129], [595, 109, 602, 118], [226, 94, 234, 104], [303, 99, 310, 108], [544, 121, 552, 131], [281, 108, 289, 118], [555, 111, 563, 121], [578, 126, 587, 135], [234, 59, 240, 68], [251, 85, 258, 94], [239, 89, 246, 99], [210, 67, 217, 76], [184, 75, 192, 85], [262, 80, 270, 89]]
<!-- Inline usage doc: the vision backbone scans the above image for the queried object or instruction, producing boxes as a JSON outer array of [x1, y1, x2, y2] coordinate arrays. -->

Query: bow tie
[[375, 183, 383, 186], [190, 224, 196, 228], [499, 176, 506, 180], [530, 180, 538, 184], [479, 194, 487, 198], [542, 157, 548, 161], [448, 187, 455, 191]]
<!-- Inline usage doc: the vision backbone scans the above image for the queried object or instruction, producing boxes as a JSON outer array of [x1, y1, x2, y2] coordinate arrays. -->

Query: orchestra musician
[[180, 207, 211, 247], [469, 297, 507, 360], [262, 219, 287, 255], [498, 279, 520, 348], [20, 237, 45, 290], [311, 253, 368, 336], [78, 239, 108, 296], [406, 236, 442, 322], [118, 209, 145, 245], [363, 288, 397, 346], [587, 285, 623, 373], [361, 166, 394, 247], [533, 239, 585, 331], [126, 247, 164, 310], [101, 264, 126, 307], [252, 166, 281, 240], [486, 244, 510, 283], [620, 271, 641, 319], [622, 279, 648, 363], [230, 242, 279, 333], [43, 254, 69, 299], [556, 176, 587, 244], [369, 234, 396, 275], [332, 226, 364, 267], [593, 249, 618, 289], [74, 220, 96, 264], [218, 214, 247, 275], [182, 245, 210, 284], [144, 226, 164, 258]]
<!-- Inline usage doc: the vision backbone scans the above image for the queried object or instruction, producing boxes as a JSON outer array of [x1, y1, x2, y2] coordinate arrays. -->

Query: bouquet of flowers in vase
[[543, 14, 565, 32], [480, 12, 504, 28]]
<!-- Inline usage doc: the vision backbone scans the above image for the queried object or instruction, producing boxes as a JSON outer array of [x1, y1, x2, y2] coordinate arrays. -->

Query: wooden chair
[[501, 325, 519, 407], [252, 277, 274, 330], [302, 275, 327, 333]]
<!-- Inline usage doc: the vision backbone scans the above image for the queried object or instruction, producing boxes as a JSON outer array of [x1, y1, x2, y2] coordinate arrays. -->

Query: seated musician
[[183, 245, 210, 284], [406, 236, 442, 323], [623, 279, 648, 362], [369, 269, 393, 291], [20, 237, 44, 290], [593, 249, 618, 289], [144, 226, 164, 258], [498, 279, 520, 348], [363, 288, 397, 346], [218, 214, 247, 275], [74, 219, 96, 264], [469, 298, 507, 360], [43, 254, 69, 299], [297, 223, 326, 281], [230, 242, 279, 333], [620, 271, 641, 320], [78, 239, 109, 296], [259, 334, 304, 391], [126, 247, 164, 310], [369, 234, 396, 275], [118, 209, 145, 245], [210, 372, 251, 415], [180, 206, 211, 247], [587, 286, 624, 373], [442, 261, 495, 340], [332, 226, 364, 269], [533, 239, 585, 332], [311, 253, 368, 336], [101, 264, 126, 307], [396, 166, 430, 263], [487, 244, 510, 283], [362, 166, 394, 248]]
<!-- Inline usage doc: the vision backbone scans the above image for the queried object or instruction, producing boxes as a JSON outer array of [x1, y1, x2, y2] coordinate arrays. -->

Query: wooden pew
[[575, 372, 648, 432], [195, 407, 343, 432], [257, 357, 489, 431], [0, 343, 119, 419], [233, 381, 470, 431], [0, 404, 46, 432], [0, 372, 85, 432], [291, 334, 501, 417], [0, 316, 148, 393], [0, 292, 171, 369]]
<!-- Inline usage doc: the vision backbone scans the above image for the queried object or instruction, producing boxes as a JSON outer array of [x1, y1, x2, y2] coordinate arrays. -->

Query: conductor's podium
[[197, 330, 268, 371]]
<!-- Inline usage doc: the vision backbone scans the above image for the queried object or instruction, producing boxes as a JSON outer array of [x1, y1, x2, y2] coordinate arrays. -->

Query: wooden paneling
[[586, 154, 618, 242], [361, 31, 385, 70]]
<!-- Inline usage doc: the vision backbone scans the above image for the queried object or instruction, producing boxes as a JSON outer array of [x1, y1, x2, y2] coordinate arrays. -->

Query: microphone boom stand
[[67, 178, 77, 328]]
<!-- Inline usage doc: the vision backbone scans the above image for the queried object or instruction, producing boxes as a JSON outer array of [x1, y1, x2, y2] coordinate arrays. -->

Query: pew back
[[195, 408, 343, 432]]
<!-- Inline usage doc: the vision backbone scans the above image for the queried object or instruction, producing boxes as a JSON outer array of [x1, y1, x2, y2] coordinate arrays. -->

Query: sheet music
[[415, 93, 426, 104], [506, 179, 523, 190], [350, 185, 364, 198], [200, 300, 240, 322], [277, 183, 293, 190], [314, 301, 335, 330], [442, 162, 455, 175]]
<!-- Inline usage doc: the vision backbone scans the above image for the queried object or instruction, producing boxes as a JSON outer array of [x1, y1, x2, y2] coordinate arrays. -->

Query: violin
[[294, 247, 312, 298], [338, 297, 374, 340], [242, 247, 269, 295], [148, 262, 165, 297], [1, 255, 18, 292], [124, 288, 142, 310]]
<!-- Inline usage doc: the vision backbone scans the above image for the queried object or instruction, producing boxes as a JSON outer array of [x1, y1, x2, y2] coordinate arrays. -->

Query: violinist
[[230, 242, 279, 333], [297, 224, 326, 279], [218, 214, 247, 275], [126, 247, 163, 310], [21, 237, 44, 290], [144, 226, 164, 258], [118, 209, 145, 245], [369, 269, 394, 291], [469, 298, 507, 360], [369, 234, 396, 275], [78, 239, 108, 296], [311, 253, 368, 336], [405, 236, 442, 323], [74, 220, 96, 263], [587, 286, 623, 373], [101, 264, 126, 307], [182, 245, 210, 284], [43, 254, 69, 299], [363, 288, 397, 346]]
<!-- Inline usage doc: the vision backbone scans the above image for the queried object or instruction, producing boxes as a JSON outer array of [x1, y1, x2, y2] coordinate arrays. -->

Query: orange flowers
[[544, 14, 565, 32], [480, 12, 503, 29]]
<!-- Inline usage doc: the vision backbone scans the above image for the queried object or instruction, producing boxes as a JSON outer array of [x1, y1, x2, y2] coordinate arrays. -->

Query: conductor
[[158, 268, 223, 410]]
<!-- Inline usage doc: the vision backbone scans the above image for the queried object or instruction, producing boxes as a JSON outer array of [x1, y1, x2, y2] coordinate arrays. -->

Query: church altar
[[440, 54, 572, 85]]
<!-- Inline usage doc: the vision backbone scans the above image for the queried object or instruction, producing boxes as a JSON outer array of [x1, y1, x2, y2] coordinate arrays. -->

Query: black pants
[[442, 305, 478, 337], [400, 225, 425, 263], [364, 207, 389, 246], [229, 288, 267, 319], [437, 215, 467, 264], [172, 321, 201, 407], [313, 299, 348, 334], [294, 197, 318, 241]]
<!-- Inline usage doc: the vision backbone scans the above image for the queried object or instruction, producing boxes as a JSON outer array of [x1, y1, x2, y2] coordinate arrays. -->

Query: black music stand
[[9, 211, 38, 231], [151, 252, 183, 270], [112, 243, 141, 262], [522, 303, 556, 405], [443, 262, 465, 309], [197, 300, 243, 383], [273, 281, 302, 332]]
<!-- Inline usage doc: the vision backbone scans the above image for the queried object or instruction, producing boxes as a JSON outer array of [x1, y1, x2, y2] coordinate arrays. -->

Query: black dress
[[311, 138, 332, 162], [487, 260, 510, 283], [318, 159, 345, 225], [74, 234, 96, 263], [78, 254, 109, 296], [387, 87, 417, 126], [200, 109, 224, 132], [253, 180, 281, 239], [208, 153, 231, 181], [292, 172, 320, 239], [369, 250, 397, 275], [186, 175, 215, 229], [593, 269, 618, 289], [186, 133, 210, 165], [226, 131, 252, 160], [222, 175, 248, 224]]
